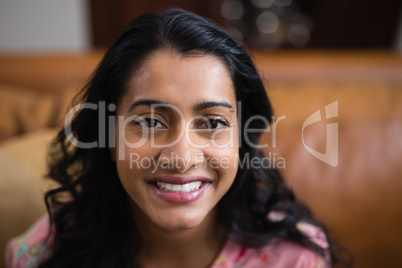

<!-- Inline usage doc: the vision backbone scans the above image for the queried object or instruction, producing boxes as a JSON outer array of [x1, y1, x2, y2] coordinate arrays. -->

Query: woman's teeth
[[156, 181, 202, 193]]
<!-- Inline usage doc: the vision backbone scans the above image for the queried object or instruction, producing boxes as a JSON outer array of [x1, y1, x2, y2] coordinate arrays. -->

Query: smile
[[156, 181, 202, 193], [149, 176, 211, 203]]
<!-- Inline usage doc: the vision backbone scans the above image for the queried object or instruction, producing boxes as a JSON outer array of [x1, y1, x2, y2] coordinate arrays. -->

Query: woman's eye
[[135, 118, 165, 129], [199, 119, 230, 130]]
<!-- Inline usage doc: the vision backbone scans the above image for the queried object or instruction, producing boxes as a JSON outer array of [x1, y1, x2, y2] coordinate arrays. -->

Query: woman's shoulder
[[212, 222, 330, 268], [5, 213, 54, 268]]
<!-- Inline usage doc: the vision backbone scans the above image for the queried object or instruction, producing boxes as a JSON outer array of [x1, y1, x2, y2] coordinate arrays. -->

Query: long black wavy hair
[[41, 8, 349, 268]]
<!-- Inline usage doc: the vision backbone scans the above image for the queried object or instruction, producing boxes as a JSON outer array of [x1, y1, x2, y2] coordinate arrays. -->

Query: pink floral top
[[5, 214, 330, 268]]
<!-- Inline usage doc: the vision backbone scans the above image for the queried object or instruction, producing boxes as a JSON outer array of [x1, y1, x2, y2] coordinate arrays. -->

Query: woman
[[6, 9, 348, 268]]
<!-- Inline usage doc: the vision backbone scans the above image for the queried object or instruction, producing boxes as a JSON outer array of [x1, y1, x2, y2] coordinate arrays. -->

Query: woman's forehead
[[119, 50, 236, 112]]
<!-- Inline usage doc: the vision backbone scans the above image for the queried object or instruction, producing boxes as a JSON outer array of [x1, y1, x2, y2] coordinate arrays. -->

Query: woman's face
[[113, 50, 239, 231]]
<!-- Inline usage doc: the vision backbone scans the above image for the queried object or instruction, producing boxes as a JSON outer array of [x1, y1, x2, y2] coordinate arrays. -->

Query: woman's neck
[[131, 205, 226, 268]]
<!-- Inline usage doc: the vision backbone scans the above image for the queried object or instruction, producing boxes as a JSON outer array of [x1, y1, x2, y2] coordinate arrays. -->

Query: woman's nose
[[159, 130, 205, 173]]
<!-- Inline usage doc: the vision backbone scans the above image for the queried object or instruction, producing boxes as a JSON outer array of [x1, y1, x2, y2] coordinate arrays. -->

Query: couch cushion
[[0, 129, 59, 267], [262, 81, 402, 268]]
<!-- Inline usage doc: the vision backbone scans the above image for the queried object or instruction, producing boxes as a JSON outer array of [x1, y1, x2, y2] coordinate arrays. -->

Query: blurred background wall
[[0, 0, 90, 52], [0, 0, 401, 52]]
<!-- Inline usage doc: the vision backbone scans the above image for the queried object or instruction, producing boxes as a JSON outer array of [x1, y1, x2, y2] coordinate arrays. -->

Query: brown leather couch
[[0, 50, 401, 268]]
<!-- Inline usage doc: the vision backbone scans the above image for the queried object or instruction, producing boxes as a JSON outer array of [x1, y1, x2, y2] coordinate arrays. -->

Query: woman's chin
[[153, 211, 207, 231]]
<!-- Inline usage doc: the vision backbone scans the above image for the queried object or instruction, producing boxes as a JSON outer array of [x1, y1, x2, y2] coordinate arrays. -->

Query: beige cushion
[[0, 128, 59, 267]]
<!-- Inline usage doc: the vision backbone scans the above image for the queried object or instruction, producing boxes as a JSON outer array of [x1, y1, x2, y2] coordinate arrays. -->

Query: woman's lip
[[148, 176, 212, 185], [150, 182, 209, 203]]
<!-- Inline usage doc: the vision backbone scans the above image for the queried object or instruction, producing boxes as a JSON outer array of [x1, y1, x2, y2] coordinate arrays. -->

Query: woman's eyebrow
[[127, 99, 172, 112], [127, 99, 235, 113], [193, 101, 234, 113]]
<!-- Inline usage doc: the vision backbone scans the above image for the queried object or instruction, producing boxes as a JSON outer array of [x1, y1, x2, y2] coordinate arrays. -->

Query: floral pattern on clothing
[[5, 214, 330, 268], [211, 222, 330, 268], [5, 214, 54, 268]]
